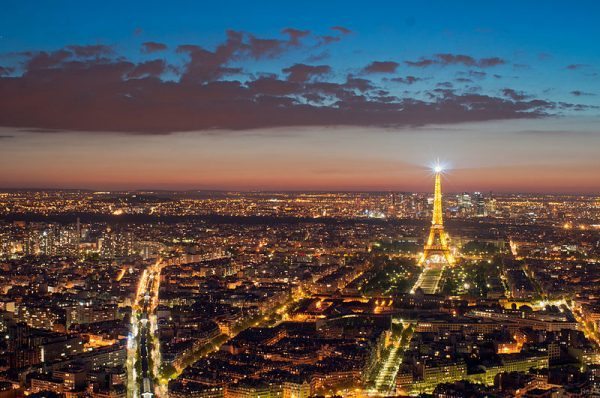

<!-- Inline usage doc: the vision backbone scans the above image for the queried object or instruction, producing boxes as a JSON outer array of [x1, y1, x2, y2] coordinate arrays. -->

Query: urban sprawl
[[0, 183, 599, 398]]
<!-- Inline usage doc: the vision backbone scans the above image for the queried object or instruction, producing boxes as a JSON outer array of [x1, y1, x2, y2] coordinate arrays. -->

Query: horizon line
[[0, 186, 597, 196]]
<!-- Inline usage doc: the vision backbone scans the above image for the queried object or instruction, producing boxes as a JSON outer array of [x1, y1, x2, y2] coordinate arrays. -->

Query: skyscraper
[[473, 192, 487, 217]]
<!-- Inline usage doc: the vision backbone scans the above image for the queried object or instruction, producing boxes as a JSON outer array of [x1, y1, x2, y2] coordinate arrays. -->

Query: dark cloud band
[[0, 30, 589, 134]]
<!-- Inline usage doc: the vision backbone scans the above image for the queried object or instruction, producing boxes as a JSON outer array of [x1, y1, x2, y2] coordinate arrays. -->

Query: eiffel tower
[[418, 166, 455, 267]]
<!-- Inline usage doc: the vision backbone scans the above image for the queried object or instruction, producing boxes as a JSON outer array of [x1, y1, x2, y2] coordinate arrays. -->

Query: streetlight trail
[[127, 258, 164, 398]]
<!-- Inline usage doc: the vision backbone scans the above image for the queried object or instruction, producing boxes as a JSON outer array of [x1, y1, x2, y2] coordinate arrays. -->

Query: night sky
[[1, 1, 599, 192]]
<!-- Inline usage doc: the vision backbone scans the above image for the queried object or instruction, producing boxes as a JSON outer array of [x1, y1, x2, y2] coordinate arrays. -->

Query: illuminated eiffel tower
[[418, 166, 455, 267]]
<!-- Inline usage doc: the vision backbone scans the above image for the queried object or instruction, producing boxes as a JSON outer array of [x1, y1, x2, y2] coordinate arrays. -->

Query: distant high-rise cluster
[[455, 191, 496, 217]]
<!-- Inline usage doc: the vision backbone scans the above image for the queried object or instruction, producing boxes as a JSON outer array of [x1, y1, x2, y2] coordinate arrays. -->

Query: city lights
[[0, 185, 597, 397], [1, 3, 599, 397]]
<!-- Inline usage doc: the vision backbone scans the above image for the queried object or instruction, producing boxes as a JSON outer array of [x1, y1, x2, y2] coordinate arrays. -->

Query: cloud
[[571, 90, 595, 96], [0, 31, 588, 134], [0, 66, 14, 76], [282, 28, 310, 46], [390, 76, 421, 84], [24, 49, 74, 70], [0, 64, 563, 133], [405, 59, 436, 67], [502, 88, 530, 101], [362, 61, 399, 74], [557, 102, 598, 111], [305, 51, 329, 62], [282, 63, 331, 82], [331, 26, 352, 35], [478, 57, 505, 67], [173, 28, 346, 84], [141, 42, 167, 53], [19, 128, 63, 133], [319, 35, 341, 45], [313, 26, 352, 46], [248, 37, 286, 58], [469, 70, 486, 79], [176, 42, 240, 83], [66, 45, 113, 58], [344, 76, 374, 92], [436, 53, 478, 66], [406, 53, 505, 68], [246, 76, 300, 96], [19, 45, 115, 72], [127, 59, 167, 78]]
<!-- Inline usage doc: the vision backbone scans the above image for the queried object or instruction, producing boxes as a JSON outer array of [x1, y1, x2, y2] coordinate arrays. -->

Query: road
[[127, 259, 164, 398], [365, 321, 414, 396], [411, 267, 444, 294]]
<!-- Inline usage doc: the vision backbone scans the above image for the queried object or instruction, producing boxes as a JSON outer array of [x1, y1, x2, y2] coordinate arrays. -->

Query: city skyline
[[1, 186, 599, 397], [1, 1, 600, 192], [2, 4, 600, 397]]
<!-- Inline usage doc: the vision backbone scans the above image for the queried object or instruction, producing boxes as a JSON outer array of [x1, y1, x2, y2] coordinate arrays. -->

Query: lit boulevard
[[127, 258, 164, 398]]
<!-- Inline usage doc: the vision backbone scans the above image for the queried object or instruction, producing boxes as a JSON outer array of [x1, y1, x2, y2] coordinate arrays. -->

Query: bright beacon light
[[430, 158, 447, 174]]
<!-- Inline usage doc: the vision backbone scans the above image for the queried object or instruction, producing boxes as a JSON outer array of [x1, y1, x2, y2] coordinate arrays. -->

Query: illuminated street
[[127, 259, 163, 398], [411, 267, 444, 294], [365, 322, 414, 397]]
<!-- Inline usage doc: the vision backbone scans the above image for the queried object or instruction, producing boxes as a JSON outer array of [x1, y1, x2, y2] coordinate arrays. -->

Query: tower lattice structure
[[418, 171, 455, 266]]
